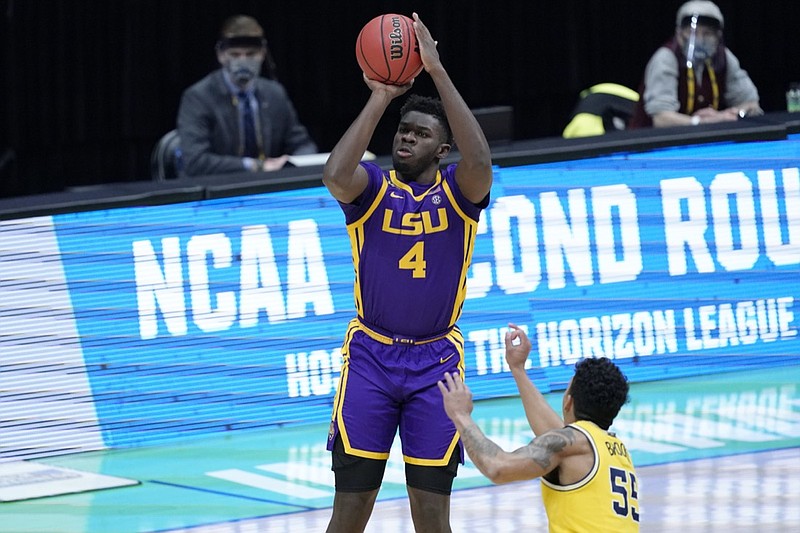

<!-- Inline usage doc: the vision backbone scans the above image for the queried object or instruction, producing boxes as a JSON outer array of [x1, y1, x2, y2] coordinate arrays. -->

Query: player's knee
[[331, 435, 387, 492], [405, 447, 460, 496]]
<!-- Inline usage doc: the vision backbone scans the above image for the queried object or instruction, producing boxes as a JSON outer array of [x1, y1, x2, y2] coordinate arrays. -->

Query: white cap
[[676, 1, 724, 29]]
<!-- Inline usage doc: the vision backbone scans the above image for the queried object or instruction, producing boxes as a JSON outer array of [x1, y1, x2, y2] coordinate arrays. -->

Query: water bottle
[[786, 83, 800, 113]]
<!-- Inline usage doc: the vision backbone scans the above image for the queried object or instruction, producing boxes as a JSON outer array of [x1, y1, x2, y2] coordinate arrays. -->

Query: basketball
[[355, 14, 423, 85]]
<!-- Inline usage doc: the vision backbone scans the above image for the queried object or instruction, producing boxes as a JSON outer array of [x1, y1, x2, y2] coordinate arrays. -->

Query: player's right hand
[[362, 73, 413, 97]]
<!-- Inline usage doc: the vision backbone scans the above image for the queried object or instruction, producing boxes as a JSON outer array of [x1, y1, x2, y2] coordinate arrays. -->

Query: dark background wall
[[1, 0, 798, 197]]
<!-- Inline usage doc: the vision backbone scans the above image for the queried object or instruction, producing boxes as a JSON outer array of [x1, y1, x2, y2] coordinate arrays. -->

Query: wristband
[[691, 115, 701, 126]]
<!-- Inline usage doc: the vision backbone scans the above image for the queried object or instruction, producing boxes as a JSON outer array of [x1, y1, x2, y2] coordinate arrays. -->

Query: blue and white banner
[[2, 136, 799, 452]]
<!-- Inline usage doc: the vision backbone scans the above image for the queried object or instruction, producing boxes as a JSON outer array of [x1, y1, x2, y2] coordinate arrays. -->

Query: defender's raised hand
[[505, 323, 533, 371]]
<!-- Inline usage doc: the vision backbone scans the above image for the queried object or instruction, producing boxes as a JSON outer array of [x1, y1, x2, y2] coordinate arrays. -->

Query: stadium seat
[[150, 129, 183, 181]]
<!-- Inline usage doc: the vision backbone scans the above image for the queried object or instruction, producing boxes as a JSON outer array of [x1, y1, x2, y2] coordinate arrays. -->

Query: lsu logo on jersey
[[381, 207, 449, 235]]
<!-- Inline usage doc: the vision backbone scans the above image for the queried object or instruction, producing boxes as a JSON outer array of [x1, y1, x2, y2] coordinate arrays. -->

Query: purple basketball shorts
[[327, 322, 465, 466]]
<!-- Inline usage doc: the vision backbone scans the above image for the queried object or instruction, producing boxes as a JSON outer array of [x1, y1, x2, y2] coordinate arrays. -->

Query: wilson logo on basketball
[[389, 16, 404, 60]]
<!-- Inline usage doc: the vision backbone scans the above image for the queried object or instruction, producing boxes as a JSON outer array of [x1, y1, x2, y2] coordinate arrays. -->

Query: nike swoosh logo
[[440, 353, 455, 364], [390, 191, 404, 199]]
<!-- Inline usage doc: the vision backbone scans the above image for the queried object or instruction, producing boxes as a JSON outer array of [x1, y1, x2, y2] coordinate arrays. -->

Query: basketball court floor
[[2, 364, 798, 533]]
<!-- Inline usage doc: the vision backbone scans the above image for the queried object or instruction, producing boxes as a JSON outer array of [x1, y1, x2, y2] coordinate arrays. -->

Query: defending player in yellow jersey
[[438, 324, 639, 532]]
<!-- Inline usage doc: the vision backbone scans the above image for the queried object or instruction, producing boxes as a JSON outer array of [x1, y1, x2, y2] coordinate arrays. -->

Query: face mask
[[684, 38, 717, 62], [226, 57, 262, 85], [682, 17, 719, 66]]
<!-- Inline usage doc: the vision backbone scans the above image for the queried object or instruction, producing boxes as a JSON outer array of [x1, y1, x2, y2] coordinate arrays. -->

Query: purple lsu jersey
[[339, 161, 485, 338]]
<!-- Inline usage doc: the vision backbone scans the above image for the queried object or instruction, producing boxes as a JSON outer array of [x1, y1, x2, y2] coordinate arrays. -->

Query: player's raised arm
[[412, 12, 492, 204], [505, 324, 566, 435], [323, 78, 411, 204], [438, 372, 585, 484]]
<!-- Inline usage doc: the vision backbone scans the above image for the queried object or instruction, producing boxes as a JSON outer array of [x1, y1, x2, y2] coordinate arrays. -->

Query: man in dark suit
[[177, 15, 317, 176]]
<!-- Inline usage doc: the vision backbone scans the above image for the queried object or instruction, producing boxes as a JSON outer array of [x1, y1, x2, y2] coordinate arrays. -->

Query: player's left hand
[[438, 371, 473, 421], [412, 12, 442, 72]]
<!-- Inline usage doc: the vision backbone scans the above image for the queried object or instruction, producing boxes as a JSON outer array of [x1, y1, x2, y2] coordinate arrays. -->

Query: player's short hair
[[400, 94, 453, 145], [570, 357, 630, 430]]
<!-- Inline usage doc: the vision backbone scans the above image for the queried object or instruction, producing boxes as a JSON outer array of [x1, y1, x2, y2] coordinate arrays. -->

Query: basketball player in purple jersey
[[323, 12, 492, 533]]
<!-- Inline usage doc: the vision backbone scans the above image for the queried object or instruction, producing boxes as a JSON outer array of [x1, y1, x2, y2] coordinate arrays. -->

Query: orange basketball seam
[[396, 15, 413, 84], [358, 27, 387, 83], [380, 14, 393, 83]]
